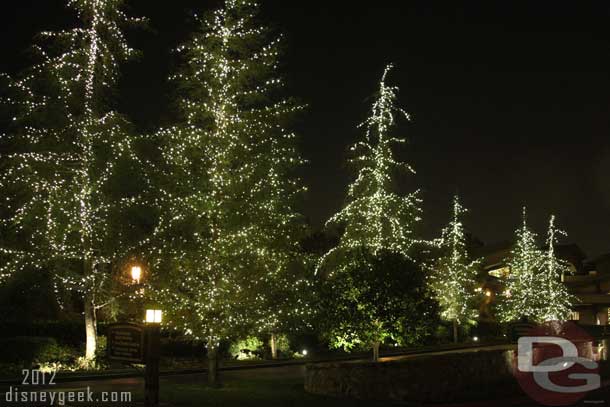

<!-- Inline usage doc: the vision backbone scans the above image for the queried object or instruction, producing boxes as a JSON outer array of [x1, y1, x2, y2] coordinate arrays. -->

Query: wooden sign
[[107, 323, 145, 363]]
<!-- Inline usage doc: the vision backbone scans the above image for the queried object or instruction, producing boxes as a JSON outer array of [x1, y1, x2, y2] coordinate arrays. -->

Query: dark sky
[[2, 1, 610, 257]]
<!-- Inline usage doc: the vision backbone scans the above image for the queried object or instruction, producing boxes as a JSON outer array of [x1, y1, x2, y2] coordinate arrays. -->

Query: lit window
[[569, 311, 580, 321]]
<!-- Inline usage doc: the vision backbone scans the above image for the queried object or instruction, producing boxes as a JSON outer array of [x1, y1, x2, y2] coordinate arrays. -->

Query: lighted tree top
[[430, 195, 481, 342], [319, 64, 421, 271], [0, 0, 145, 361], [148, 0, 306, 383]]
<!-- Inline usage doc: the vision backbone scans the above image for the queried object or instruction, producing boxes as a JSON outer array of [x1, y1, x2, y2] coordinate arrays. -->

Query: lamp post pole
[[144, 310, 162, 407]]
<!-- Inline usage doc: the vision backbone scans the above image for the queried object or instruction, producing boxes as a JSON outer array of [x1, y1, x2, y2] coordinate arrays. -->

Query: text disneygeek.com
[[4, 370, 132, 406]]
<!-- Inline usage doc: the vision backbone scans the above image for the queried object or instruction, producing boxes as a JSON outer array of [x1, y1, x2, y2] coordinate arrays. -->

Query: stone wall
[[304, 348, 520, 403]]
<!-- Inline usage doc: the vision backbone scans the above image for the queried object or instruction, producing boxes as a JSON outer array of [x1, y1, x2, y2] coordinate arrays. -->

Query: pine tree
[[318, 65, 432, 361], [498, 208, 546, 323], [148, 0, 306, 384], [0, 0, 145, 361], [319, 64, 420, 272], [539, 215, 574, 321], [430, 196, 481, 342]]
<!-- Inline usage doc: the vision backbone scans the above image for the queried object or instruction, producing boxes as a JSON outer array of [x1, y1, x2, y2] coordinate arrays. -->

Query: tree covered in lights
[[430, 196, 481, 343], [318, 65, 435, 361], [147, 0, 307, 383], [497, 208, 544, 323], [539, 215, 574, 322], [318, 64, 421, 270], [496, 208, 574, 323], [0, 0, 145, 362]]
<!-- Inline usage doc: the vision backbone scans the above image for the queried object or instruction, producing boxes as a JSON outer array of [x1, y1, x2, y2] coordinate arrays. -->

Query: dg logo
[[513, 321, 601, 406]]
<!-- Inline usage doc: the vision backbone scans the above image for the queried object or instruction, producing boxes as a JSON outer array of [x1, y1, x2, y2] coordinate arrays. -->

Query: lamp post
[[146, 309, 162, 324], [144, 309, 162, 407], [131, 266, 142, 284]]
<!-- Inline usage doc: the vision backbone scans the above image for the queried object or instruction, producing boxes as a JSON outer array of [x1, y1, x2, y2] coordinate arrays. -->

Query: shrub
[[0, 320, 106, 347], [0, 337, 76, 365], [319, 249, 439, 353], [434, 324, 450, 344], [268, 334, 292, 358], [161, 337, 205, 358], [94, 335, 107, 361], [275, 334, 291, 355], [229, 336, 263, 360]]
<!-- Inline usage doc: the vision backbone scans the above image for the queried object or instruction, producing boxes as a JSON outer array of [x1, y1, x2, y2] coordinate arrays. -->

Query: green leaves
[[319, 249, 438, 352]]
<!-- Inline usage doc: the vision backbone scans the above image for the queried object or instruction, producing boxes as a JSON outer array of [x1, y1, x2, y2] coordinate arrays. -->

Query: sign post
[[144, 323, 160, 407], [107, 316, 161, 407], [107, 323, 145, 363]]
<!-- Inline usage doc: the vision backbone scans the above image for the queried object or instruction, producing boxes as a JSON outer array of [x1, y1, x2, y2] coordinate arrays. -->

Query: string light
[[429, 195, 481, 329], [146, 0, 310, 351], [315, 65, 438, 360], [0, 0, 145, 360], [497, 208, 574, 322], [318, 64, 421, 273], [540, 215, 574, 321]]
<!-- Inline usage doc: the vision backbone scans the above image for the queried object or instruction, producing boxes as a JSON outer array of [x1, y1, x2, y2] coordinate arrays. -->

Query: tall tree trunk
[[84, 290, 97, 361], [270, 333, 277, 360], [453, 320, 459, 344], [207, 344, 219, 386], [372, 341, 380, 362], [83, 254, 97, 362]]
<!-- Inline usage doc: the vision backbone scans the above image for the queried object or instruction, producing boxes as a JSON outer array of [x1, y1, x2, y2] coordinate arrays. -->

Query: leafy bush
[[0, 336, 76, 365], [94, 335, 107, 362], [0, 320, 109, 347], [229, 336, 263, 360], [161, 337, 206, 358], [36, 340, 76, 364], [434, 324, 451, 344], [274, 334, 291, 356], [319, 249, 439, 353]]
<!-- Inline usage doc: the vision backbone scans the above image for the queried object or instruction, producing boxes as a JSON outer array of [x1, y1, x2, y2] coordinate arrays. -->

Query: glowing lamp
[[131, 266, 142, 283], [146, 309, 162, 324]]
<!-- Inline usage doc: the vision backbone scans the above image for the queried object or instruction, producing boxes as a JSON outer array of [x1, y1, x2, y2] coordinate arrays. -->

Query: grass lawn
[[151, 374, 403, 407], [150, 360, 610, 407]]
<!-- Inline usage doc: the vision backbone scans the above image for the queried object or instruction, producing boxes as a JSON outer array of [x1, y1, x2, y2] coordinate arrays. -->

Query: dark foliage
[[318, 248, 439, 352]]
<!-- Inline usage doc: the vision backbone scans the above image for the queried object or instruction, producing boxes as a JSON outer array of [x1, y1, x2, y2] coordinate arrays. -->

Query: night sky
[[2, 1, 609, 257]]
